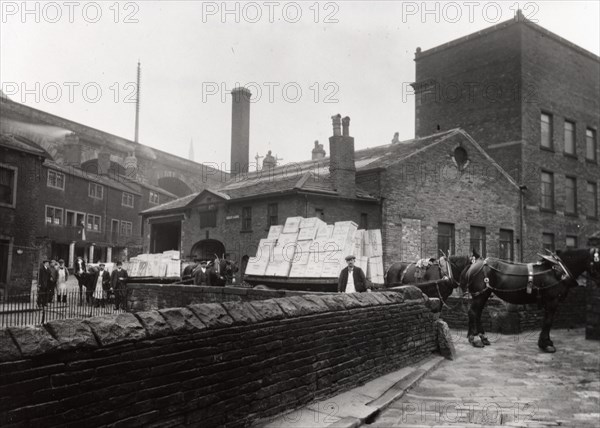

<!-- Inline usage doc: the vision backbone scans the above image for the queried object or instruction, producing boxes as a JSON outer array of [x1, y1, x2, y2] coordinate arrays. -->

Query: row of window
[[540, 172, 598, 218], [111, 219, 133, 237], [540, 112, 597, 161], [437, 223, 581, 261], [47, 170, 160, 205], [542, 233, 579, 252], [44, 206, 134, 236], [438, 224, 516, 260]]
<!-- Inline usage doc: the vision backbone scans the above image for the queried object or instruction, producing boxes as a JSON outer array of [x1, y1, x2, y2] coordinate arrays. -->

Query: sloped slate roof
[[45, 160, 142, 195], [141, 128, 518, 216]]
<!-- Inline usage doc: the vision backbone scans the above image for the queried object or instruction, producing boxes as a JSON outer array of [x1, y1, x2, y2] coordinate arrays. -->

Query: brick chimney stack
[[98, 151, 111, 176], [312, 140, 326, 160], [329, 115, 356, 198], [230, 87, 251, 176], [63, 133, 81, 166]]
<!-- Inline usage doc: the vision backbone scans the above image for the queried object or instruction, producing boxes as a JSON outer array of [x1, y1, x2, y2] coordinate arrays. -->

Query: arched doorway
[[190, 239, 225, 261]]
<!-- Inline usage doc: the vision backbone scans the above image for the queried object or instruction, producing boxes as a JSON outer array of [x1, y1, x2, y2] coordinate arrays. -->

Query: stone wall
[[0, 288, 440, 427], [441, 287, 588, 333], [127, 284, 320, 312]]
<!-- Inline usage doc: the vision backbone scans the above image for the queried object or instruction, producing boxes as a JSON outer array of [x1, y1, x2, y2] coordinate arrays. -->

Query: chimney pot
[[342, 116, 350, 137], [331, 114, 342, 137]]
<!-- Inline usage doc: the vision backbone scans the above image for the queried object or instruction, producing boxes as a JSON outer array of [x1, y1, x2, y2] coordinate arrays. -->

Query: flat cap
[[345, 255, 356, 261]]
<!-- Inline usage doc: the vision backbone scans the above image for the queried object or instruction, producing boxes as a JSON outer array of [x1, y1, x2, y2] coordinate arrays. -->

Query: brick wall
[[441, 287, 588, 333], [381, 131, 520, 267], [162, 193, 380, 265], [413, 19, 600, 258], [127, 284, 322, 312], [0, 289, 440, 427], [586, 287, 600, 340], [0, 148, 43, 296], [519, 23, 600, 258]]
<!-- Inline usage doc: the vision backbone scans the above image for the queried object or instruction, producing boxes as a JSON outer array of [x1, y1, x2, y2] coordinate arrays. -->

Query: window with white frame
[[46, 206, 63, 225], [122, 192, 134, 208], [149, 191, 159, 204], [47, 170, 65, 190], [0, 164, 17, 207], [87, 214, 101, 231], [120, 220, 133, 236], [88, 183, 104, 199]]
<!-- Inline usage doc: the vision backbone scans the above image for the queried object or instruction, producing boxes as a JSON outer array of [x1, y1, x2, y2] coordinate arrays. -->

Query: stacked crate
[[124, 250, 181, 278], [244, 217, 384, 284]]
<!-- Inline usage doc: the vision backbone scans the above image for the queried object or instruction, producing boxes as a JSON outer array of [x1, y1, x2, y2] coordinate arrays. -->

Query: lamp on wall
[[16, 249, 23, 255]]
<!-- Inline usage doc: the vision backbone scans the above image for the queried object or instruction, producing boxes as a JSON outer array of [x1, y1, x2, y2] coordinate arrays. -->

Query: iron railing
[[0, 289, 129, 327]]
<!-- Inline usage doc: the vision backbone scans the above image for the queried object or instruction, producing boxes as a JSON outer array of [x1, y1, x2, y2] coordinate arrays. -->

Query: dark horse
[[385, 253, 477, 301], [462, 248, 600, 352]]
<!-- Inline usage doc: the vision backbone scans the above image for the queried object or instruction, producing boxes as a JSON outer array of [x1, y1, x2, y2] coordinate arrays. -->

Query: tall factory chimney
[[230, 87, 251, 176]]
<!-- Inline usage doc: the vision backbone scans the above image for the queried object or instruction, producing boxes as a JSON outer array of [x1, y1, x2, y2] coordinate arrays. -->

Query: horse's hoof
[[541, 345, 556, 353], [479, 335, 491, 346], [469, 336, 484, 348]]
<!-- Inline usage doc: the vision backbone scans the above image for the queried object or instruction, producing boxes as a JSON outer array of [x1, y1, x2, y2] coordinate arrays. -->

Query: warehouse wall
[[0, 289, 441, 427]]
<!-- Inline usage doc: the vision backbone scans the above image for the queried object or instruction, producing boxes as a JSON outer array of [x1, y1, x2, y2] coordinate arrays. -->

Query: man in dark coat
[[110, 262, 129, 310], [37, 260, 51, 307], [338, 255, 368, 293], [47, 259, 58, 303], [193, 260, 209, 285]]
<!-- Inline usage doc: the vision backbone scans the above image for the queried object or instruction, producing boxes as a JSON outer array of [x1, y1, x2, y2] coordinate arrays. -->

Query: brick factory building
[[142, 115, 521, 275], [412, 12, 600, 259]]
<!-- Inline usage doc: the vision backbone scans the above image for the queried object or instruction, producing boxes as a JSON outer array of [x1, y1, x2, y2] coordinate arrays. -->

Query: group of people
[[37, 256, 129, 310]]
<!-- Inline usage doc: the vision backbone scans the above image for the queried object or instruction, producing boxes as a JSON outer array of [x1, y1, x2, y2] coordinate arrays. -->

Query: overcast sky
[[1, 1, 599, 169]]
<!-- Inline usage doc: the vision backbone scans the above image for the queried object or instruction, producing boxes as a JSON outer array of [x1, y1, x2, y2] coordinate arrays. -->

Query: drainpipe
[[519, 185, 527, 262], [304, 194, 309, 218]]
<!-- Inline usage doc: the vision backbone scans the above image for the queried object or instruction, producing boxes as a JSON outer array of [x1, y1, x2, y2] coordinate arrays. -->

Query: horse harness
[[468, 254, 573, 297]]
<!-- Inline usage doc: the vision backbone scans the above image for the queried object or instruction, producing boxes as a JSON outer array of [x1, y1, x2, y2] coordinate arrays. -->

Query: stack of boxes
[[124, 250, 181, 277], [244, 216, 385, 284]]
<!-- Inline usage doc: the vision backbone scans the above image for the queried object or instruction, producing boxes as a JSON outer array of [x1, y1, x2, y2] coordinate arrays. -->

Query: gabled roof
[[44, 161, 142, 195]]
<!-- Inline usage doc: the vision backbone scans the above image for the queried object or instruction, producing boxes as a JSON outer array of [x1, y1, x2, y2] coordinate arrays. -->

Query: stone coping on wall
[[0, 286, 434, 362], [127, 283, 325, 299]]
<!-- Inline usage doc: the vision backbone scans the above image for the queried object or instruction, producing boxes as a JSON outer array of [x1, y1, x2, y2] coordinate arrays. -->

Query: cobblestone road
[[369, 329, 600, 427]]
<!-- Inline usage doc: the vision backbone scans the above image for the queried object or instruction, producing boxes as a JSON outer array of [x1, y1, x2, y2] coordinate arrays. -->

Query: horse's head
[[223, 259, 239, 279]]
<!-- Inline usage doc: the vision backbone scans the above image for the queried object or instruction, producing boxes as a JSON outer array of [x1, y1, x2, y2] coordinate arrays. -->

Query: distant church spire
[[134, 60, 141, 143], [189, 138, 195, 161]]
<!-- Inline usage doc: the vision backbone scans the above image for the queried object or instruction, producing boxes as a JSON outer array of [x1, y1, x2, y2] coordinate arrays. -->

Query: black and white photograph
[[0, 1, 599, 426]]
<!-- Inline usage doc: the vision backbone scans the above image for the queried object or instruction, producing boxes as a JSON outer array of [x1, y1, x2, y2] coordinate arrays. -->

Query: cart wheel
[[253, 284, 271, 290]]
